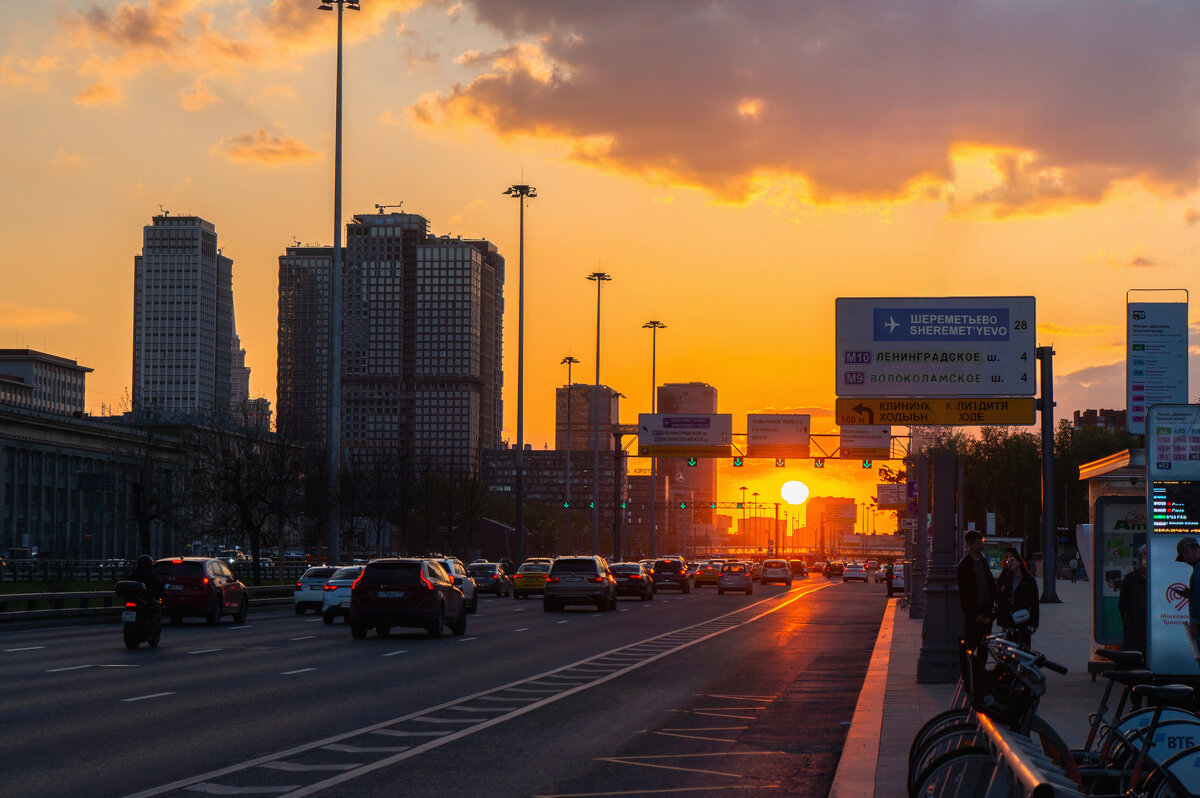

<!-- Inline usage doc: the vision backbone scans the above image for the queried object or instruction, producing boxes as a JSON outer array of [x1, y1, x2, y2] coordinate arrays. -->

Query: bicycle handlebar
[[1037, 657, 1068, 675]]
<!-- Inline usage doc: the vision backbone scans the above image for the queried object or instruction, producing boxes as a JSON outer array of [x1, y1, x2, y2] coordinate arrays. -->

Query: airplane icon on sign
[[884, 316, 899, 333]]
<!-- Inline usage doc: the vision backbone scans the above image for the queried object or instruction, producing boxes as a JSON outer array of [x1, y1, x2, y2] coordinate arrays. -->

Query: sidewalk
[[830, 579, 1103, 797]]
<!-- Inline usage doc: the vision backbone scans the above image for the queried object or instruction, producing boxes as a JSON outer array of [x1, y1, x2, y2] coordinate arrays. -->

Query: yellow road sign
[[836, 397, 1036, 426]]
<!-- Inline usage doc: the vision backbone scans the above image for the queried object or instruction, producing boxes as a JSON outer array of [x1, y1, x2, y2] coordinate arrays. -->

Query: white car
[[433, 557, 478, 613], [842, 563, 869, 583], [321, 565, 364, 624], [760, 559, 793, 586], [294, 565, 337, 614]]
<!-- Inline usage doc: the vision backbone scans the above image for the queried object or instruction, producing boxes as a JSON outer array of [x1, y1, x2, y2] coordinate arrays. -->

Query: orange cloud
[[0, 302, 81, 328], [179, 76, 219, 110], [415, 2, 1200, 209], [215, 128, 322, 166], [74, 80, 122, 106]]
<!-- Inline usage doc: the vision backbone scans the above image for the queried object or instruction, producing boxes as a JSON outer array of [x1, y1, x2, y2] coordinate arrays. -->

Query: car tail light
[[420, 569, 434, 591], [628, 574, 642, 580], [295, 581, 302, 589], [323, 584, 338, 591], [588, 576, 602, 583], [125, 601, 137, 608], [547, 576, 559, 583], [201, 577, 209, 585], [171, 558, 182, 564], [351, 569, 365, 591]]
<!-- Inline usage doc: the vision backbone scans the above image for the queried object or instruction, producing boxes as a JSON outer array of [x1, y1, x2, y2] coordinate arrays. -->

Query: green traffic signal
[[775, 458, 785, 467], [710, 502, 717, 509], [679, 501, 687, 509], [733, 457, 744, 467], [562, 501, 570, 509], [588, 501, 596, 509], [736, 502, 743, 509], [814, 458, 825, 468], [687, 457, 698, 467], [862, 459, 872, 469]]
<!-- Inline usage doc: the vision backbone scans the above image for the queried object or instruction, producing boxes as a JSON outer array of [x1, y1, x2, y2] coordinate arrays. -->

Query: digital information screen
[[1151, 481, 1200, 534]]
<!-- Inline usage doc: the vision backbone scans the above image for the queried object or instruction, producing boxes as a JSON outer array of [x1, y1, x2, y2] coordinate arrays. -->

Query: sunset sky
[[4, 1, 1200, 527]]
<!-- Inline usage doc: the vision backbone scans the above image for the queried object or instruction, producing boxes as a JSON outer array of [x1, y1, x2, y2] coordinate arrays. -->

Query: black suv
[[350, 558, 467, 639], [543, 556, 617, 612], [650, 558, 691, 593]]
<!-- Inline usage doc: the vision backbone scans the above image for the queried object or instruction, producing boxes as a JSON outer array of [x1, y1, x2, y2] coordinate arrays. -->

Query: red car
[[154, 557, 249, 625]]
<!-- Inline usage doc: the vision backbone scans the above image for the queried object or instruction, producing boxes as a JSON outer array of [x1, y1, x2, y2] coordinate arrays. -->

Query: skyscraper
[[132, 214, 238, 416], [657, 382, 719, 524], [277, 211, 504, 477]]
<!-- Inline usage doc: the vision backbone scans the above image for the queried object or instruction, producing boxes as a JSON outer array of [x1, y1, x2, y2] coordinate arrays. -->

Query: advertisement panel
[[1127, 300, 1188, 436], [835, 296, 1037, 397], [840, 425, 891, 458], [637, 413, 733, 457], [746, 414, 810, 458], [1093, 498, 1147, 646], [1147, 405, 1200, 673]]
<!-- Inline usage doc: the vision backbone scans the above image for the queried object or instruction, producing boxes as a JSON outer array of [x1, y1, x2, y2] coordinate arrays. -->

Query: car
[[874, 564, 888, 583], [321, 565, 364, 624], [543, 556, 617, 612], [843, 563, 869, 582], [611, 562, 655, 601], [350, 558, 467, 639], [294, 565, 338, 614], [760, 559, 793, 586], [513, 561, 552, 599], [693, 563, 721, 588], [153, 557, 248, 625], [866, 560, 879, 571], [788, 559, 808, 577], [639, 558, 657, 572], [824, 561, 845, 578], [813, 561, 826, 573], [686, 562, 701, 579], [888, 562, 907, 594], [717, 562, 753, 595], [467, 561, 512, 597], [217, 549, 249, 565], [432, 557, 478, 613], [650, 558, 691, 593], [750, 561, 764, 581]]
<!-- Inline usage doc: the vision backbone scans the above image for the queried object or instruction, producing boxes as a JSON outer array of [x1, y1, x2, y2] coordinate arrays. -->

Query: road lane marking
[[457, 637, 478, 642], [5, 646, 45, 652], [321, 744, 409, 754], [532, 786, 775, 797], [513, 628, 529, 632], [289, 636, 316, 641], [123, 692, 175, 702], [47, 664, 93, 672], [188, 648, 223, 655], [381, 650, 408, 657], [260, 763, 359, 772], [282, 668, 316, 675], [125, 581, 831, 798], [653, 731, 739, 743], [557, 620, 570, 624], [186, 783, 299, 794]]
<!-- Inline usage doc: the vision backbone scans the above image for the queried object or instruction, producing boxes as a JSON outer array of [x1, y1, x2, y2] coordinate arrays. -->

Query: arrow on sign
[[852, 403, 876, 424], [687, 457, 698, 467]]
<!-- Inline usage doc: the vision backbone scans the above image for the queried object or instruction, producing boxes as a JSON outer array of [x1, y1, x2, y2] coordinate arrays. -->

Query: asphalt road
[[0, 577, 887, 798]]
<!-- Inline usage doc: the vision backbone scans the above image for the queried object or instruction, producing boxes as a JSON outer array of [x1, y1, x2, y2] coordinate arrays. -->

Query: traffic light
[[862, 459, 872, 469], [679, 501, 687, 509], [588, 501, 596, 509], [733, 456, 744, 467], [686, 457, 699, 467], [814, 458, 824, 468], [775, 458, 785, 467], [562, 501, 570, 509], [620, 500, 628, 509], [710, 502, 717, 509]]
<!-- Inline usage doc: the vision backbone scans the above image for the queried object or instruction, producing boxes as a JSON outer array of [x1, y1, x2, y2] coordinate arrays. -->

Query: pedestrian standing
[[1118, 545, 1148, 662], [1069, 555, 1078, 583], [957, 530, 998, 696], [1177, 537, 1200, 664], [997, 547, 1039, 648]]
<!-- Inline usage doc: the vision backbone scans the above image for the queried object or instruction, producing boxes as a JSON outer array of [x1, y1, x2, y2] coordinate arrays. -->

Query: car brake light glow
[[323, 584, 338, 590], [589, 576, 602, 583], [171, 558, 182, 564], [629, 574, 642, 580], [420, 569, 434, 591], [351, 569, 365, 590], [547, 576, 559, 583], [295, 581, 302, 589], [125, 601, 137, 608], [201, 577, 209, 584]]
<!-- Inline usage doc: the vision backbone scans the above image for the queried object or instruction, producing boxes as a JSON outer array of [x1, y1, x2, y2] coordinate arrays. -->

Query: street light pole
[[318, 0, 359, 565], [752, 492, 759, 554], [643, 320, 666, 556], [561, 355, 579, 553], [587, 272, 611, 556], [504, 183, 537, 564], [740, 486, 747, 552]]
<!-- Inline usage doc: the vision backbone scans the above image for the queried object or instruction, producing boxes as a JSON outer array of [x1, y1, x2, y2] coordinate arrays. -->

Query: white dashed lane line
[[123, 692, 175, 703], [290, 636, 316, 641], [5, 646, 45, 652], [382, 650, 408, 657], [187, 648, 223, 655], [457, 637, 478, 642], [513, 628, 529, 632], [282, 668, 317, 675]]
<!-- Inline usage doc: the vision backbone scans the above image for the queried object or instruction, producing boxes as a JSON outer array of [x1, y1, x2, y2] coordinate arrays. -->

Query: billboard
[[746, 414, 810, 458], [836, 296, 1037, 398], [1092, 498, 1147, 646], [637, 414, 733, 457]]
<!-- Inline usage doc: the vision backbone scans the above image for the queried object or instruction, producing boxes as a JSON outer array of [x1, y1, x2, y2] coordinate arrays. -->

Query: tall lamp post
[[318, 0, 359, 564], [643, 320, 666, 556], [561, 355, 579, 553], [587, 271, 611, 555], [504, 183, 537, 564], [740, 486, 748, 551], [752, 491, 760, 554]]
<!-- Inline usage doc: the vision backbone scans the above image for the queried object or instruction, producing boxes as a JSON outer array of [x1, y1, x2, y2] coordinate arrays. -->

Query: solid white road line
[[281, 668, 316, 675], [5, 646, 45, 652], [123, 692, 175, 702], [381, 650, 408, 657], [188, 648, 223, 655]]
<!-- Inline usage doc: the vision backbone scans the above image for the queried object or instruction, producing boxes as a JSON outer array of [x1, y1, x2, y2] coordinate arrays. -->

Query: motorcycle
[[115, 580, 162, 649]]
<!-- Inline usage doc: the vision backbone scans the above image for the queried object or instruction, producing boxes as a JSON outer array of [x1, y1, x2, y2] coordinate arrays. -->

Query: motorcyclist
[[127, 554, 164, 626]]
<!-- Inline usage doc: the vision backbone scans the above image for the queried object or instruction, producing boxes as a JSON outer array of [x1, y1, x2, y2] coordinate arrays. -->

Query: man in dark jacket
[[957, 530, 998, 695], [1118, 545, 1148, 662]]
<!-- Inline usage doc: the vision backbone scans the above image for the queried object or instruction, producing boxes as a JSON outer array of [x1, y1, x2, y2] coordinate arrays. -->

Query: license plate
[[563, 576, 581, 582], [121, 611, 137, 622], [166, 584, 183, 591], [339, 601, 350, 608], [377, 591, 404, 598]]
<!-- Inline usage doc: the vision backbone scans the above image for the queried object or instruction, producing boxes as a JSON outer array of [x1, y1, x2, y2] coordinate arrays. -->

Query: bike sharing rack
[[974, 712, 1087, 798]]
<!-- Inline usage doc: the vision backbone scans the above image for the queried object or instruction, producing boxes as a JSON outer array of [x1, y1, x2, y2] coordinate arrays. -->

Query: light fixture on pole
[[318, 0, 359, 564], [587, 271, 611, 555], [642, 320, 666, 556], [504, 183, 536, 564], [561, 355, 579, 553]]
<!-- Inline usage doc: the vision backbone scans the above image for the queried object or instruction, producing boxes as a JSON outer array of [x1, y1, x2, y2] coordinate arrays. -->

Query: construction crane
[[375, 203, 404, 214]]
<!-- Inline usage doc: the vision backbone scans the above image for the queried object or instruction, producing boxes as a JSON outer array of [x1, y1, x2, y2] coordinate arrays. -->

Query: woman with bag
[[998, 547, 1039, 647]]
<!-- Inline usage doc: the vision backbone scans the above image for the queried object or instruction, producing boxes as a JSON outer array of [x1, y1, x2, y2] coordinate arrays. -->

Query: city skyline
[[4, 2, 1199, 515]]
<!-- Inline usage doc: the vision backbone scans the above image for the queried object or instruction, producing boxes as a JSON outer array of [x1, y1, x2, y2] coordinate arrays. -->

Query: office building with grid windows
[[132, 214, 238, 416], [276, 212, 504, 478]]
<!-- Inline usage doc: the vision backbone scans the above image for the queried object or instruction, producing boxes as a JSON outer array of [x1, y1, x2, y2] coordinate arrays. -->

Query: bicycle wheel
[[910, 747, 995, 798], [908, 708, 974, 770], [1101, 708, 1200, 767], [908, 727, 984, 795], [1143, 745, 1200, 798], [1106, 717, 1200, 771]]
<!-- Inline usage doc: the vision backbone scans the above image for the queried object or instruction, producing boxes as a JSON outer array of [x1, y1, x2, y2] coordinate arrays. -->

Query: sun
[[781, 480, 809, 505]]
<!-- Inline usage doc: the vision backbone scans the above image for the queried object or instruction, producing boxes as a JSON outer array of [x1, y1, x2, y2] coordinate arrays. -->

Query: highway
[[1, 578, 887, 798]]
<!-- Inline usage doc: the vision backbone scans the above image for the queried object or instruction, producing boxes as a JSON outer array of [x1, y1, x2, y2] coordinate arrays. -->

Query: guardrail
[[0, 560, 317, 584], [0, 585, 294, 624]]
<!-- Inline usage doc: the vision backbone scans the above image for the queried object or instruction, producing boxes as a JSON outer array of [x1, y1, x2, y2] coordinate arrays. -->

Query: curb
[[829, 598, 897, 798]]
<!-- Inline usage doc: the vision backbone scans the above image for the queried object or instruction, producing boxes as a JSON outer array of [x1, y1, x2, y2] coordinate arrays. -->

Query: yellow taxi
[[693, 563, 721, 588], [513, 559, 553, 599], [750, 561, 763, 581]]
